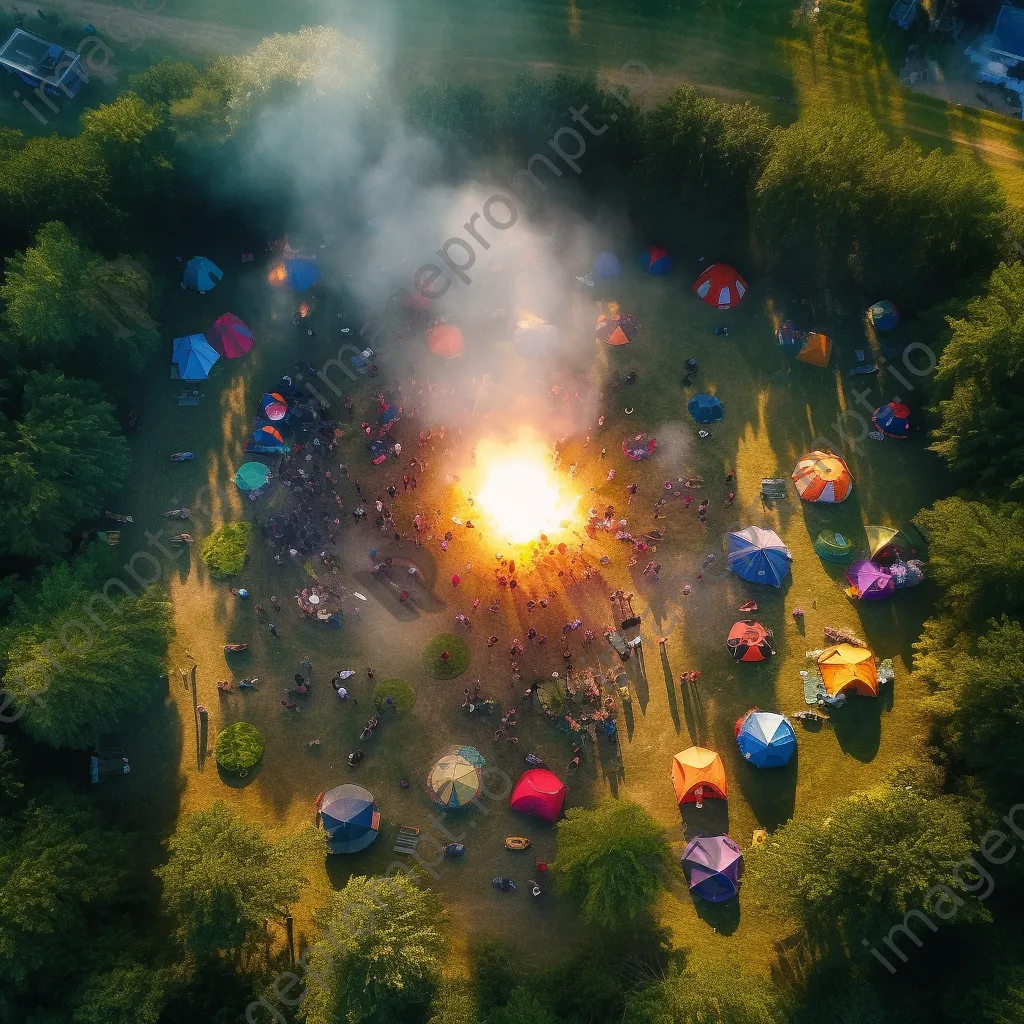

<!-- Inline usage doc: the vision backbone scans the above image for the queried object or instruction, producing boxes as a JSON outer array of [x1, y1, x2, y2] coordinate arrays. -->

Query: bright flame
[[475, 446, 578, 544], [268, 264, 287, 284], [298, 302, 310, 318]]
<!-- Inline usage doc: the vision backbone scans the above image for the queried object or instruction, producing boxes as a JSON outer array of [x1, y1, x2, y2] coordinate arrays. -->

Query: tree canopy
[[156, 801, 315, 959], [553, 799, 673, 928], [301, 874, 447, 1024]]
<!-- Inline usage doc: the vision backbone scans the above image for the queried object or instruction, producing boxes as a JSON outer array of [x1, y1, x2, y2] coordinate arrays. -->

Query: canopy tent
[[318, 784, 381, 853], [268, 257, 322, 291], [873, 399, 910, 438], [688, 393, 723, 423], [866, 523, 926, 564], [671, 746, 728, 804], [208, 313, 254, 359], [510, 768, 566, 821], [792, 451, 853, 503], [245, 425, 289, 454], [640, 245, 672, 275], [259, 392, 288, 422], [869, 300, 900, 332], [814, 531, 853, 563], [727, 620, 775, 663], [172, 334, 219, 380], [427, 323, 465, 358], [622, 434, 657, 461], [818, 643, 879, 697], [727, 527, 792, 587], [593, 251, 621, 280], [681, 835, 744, 902], [182, 256, 223, 293], [845, 560, 894, 601], [693, 264, 747, 310], [777, 321, 832, 366], [427, 751, 483, 810], [234, 462, 271, 492], [596, 311, 640, 346], [514, 319, 562, 358], [735, 710, 796, 767]]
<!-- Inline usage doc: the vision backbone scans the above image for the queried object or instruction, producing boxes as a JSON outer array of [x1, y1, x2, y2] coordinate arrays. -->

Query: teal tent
[[234, 462, 271, 492]]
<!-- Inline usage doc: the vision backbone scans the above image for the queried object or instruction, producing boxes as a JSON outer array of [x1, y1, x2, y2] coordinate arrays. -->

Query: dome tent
[[267, 257, 322, 291], [640, 245, 672, 275], [671, 746, 727, 804], [814, 531, 853, 563], [693, 264, 747, 310], [317, 784, 381, 853], [865, 523, 926, 564], [734, 710, 796, 767], [182, 256, 223, 293], [845, 560, 894, 601], [171, 334, 219, 380], [727, 620, 775, 662], [681, 835, 744, 902], [509, 768, 566, 821], [596, 311, 640, 346], [208, 313, 254, 359], [427, 750, 483, 810], [873, 399, 910, 438], [727, 527, 792, 587], [818, 643, 879, 697], [593, 251, 621, 280], [687, 394, 723, 423], [427, 323, 465, 358], [869, 300, 900, 331], [792, 451, 853, 503]]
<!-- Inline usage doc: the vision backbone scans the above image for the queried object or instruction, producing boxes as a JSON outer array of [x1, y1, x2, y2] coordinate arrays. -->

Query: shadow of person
[[660, 648, 682, 733]]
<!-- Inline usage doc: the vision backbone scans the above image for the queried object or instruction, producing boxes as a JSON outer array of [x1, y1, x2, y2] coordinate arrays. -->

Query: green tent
[[866, 523, 927, 563], [814, 531, 853, 563]]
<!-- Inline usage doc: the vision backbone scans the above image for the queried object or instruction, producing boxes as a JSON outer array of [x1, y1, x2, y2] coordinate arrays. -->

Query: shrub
[[373, 679, 415, 713], [214, 722, 264, 775], [422, 633, 470, 679], [200, 522, 251, 577]]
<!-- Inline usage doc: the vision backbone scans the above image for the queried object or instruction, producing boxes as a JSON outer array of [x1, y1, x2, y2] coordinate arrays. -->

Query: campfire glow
[[475, 445, 577, 544], [298, 302, 310, 318], [268, 264, 287, 284]]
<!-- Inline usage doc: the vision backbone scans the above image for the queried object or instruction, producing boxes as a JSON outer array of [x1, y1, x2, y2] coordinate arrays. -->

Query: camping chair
[[760, 478, 788, 508], [178, 390, 202, 406], [106, 531, 120, 547], [393, 826, 421, 855]]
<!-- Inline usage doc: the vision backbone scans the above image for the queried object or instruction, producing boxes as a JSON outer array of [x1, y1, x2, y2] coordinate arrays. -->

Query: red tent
[[693, 264, 747, 310], [509, 768, 566, 821], [208, 313, 254, 359], [427, 323, 464, 358]]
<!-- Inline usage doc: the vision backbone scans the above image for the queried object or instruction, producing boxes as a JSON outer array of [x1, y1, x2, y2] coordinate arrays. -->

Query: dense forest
[[0, 25, 1022, 1024]]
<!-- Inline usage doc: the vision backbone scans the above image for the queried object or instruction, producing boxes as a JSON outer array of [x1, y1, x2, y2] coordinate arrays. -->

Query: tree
[[915, 499, 1024, 622], [552, 800, 672, 928], [301, 874, 446, 1024], [917, 616, 1024, 791], [747, 784, 986, 945], [128, 58, 202, 106], [404, 82, 496, 171], [2, 548, 174, 748], [0, 798, 132, 986], [156, 802, 315, 959], [487, 988, 561, 1024], [73, 961, 167, 1024], [930, 261, 1024, 493], [0, 372, 130, 561], [623, 952, 783, 1024]]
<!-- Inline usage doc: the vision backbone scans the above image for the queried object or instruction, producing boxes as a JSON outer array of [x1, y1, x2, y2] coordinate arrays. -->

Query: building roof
[[992, 5, 1024, 62], [0, 29, 82, 85]]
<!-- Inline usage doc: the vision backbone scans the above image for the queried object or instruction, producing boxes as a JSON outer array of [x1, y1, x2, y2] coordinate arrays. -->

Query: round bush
[[373, 678, 415, 713], [422, 633, 470, 680], [200, 522, 252, 577], [215, 722, 264, 775]]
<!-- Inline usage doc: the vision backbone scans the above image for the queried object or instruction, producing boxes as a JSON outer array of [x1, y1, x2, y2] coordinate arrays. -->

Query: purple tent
[[844, 560, 895, 601], [681, 835, 744, 902]]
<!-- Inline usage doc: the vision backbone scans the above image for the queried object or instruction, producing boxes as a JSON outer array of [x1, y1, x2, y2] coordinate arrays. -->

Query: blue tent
[[593, 251, 620, 281], [736, 710, 796, 768], [727, 526, 792, 587], [869, 300, 900, 332], [182, 257, 223, 292], [319, 784, 380, 854], [171, 334, 219, 380], [688, 394, 724, 423], [284, 258, 322, 291], [245, 425, 290, 454]]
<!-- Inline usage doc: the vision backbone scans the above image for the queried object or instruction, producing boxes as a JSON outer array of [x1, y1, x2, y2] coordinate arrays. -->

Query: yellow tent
[[797, 332, 832, 367], [427, 754, 482, 810], [818, 644, 878, 697]]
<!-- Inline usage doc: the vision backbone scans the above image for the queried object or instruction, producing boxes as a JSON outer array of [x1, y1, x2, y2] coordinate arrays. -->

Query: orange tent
[[727, 620, 775, 662], [817, 643, 879, 697], [427, 323, 465, 358], [797, 332, 832, 367], [672, 746, 728, 804], [792, 451, 853, 503]]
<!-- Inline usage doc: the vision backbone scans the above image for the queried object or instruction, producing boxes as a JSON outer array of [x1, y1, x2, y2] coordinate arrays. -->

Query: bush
[[214, 722, 264, 775], [373, 678, 415, 713], [422, 633, 470, 679], [200, 522, 251, 577]]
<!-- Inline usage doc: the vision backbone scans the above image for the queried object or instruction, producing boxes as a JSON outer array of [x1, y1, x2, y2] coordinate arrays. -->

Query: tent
[[727, 527, 792, 587], [509, 768, 566, 821], [259, 392, 288, 422], [427, 323, 465, 358], [182, 256, 223, 293], [776, 321, 832, 366], [688, 393, 723, 423], [814, 531, 853, 563], [234, 462, 271, 492], [593, 251, 620, 280], [246, 425, 289, 454], [693, 264, 747, 310], [208, 313, 254, 359], [866, 523, 926, 564], [377, 402, 401, 426], [727, 620, 775, 662], [735, 710, 796, 767], [596, 312, 640, 346], [869, 300, 900, 331], [428, 751, 483, 810], [172, 334, 219, 380], [268, 258, 322, 291], [792, 451, 853, 503], [681, 835, 744, 902], [622, 434, 657, 461], [671, 746, 728, 804], [845, 560, 894, 601], [514, 319, 562, 358], [640, 245, 672, 275], [818, 643, 879, 697], [873, 399, 910, 438], [318, 784, 381, 853]]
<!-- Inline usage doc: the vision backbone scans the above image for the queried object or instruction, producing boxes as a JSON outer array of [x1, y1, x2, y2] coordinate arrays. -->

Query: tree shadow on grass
[[693, 892, 741, 936], [733, 748, 798, 832], [831, 695, 883, 762], [679, 799, 729, 841]]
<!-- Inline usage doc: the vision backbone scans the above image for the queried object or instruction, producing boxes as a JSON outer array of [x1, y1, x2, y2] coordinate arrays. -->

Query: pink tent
[[509, 769, 566, 821], [208, 313, 255, 359]]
